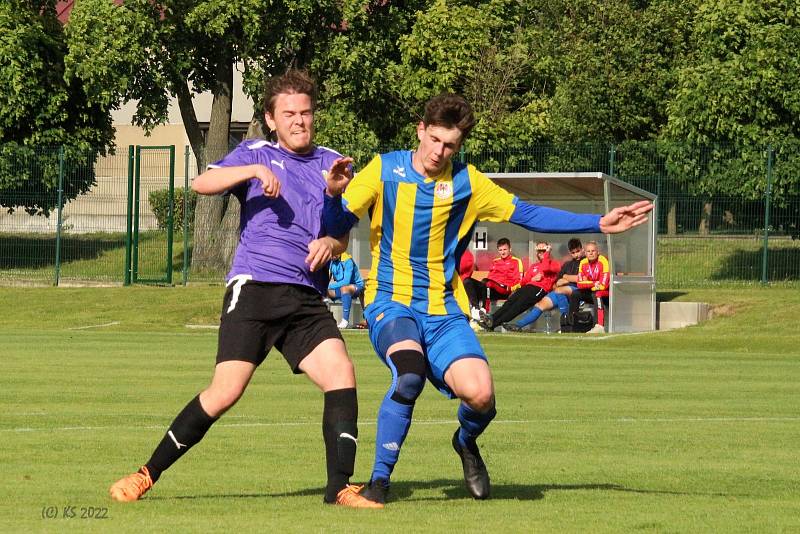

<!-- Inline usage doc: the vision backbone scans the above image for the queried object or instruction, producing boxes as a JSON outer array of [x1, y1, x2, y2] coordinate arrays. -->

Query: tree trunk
[[667, 200, 677, 235], [190, 60, 241, 275], [245, 113, 266, 140], [698, 201, 712, 235]]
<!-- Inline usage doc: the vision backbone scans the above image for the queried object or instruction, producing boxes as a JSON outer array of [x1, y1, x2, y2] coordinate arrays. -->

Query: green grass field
[[1, 287, 799, 532]]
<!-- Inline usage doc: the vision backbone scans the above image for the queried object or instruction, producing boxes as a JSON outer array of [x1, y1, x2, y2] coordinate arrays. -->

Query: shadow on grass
[[0, 234, 124, 269], [656, 291, 687, 302], [152, 479, 733, 503], [711, 247, 800, 281]]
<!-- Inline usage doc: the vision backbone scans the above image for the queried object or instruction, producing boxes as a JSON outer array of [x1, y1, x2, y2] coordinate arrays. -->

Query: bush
[[148, 187, 197, 230]]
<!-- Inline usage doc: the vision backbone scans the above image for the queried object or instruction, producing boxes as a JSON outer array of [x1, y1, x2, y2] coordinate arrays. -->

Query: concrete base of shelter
[[656, 302, 709, 330]]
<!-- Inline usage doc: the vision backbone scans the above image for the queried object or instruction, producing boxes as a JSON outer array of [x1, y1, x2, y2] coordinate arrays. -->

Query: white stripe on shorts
[[226, 274, 252, 313]]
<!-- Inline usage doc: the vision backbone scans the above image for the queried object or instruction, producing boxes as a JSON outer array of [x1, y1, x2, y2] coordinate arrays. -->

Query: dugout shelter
[[348, 172, 657, 333]]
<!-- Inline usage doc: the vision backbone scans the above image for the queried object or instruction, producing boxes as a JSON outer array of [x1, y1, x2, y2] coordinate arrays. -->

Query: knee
[[201, 385, 245, 417], [389, 349, 427, 404], [468, 391, 495, 413], [321, 355, 356, 390], [460, 385, 495, 412]]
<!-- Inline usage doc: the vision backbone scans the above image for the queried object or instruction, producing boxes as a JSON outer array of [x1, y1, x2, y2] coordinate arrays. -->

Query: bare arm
[[306, 232, 351, 272], [192, 164, 281, 197]]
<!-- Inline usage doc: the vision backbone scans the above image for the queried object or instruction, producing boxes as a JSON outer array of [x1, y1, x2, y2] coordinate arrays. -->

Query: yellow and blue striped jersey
[[342, 150, 517, 316]]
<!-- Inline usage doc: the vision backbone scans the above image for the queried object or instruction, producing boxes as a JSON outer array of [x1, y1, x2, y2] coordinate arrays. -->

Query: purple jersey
[[208, 139, 342, 293]]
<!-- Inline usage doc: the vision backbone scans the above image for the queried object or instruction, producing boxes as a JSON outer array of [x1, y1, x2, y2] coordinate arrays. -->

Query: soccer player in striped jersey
[[323, 94, 653, 503]]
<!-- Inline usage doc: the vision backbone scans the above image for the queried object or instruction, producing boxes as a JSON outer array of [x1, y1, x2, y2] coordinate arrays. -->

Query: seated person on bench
[[471, 237, 523, 312], [503, 238, 585, 332], [328, 252, 365, 329], [479, 241, 560, 331]]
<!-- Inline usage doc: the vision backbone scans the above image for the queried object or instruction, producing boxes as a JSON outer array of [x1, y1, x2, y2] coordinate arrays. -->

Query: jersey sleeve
[[205, 141, 258, 199], [469, 167, 518, 222], [207, 141, 257, 169], [597, 255, 611, 290], [323, 155, 382, 237], [342, 155, 382, 219]]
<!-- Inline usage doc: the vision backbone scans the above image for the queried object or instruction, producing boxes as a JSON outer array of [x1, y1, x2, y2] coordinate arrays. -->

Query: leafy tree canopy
[[0, 0, 112, 214]]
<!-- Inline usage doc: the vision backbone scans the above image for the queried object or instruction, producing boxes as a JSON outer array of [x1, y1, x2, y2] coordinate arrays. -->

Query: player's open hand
[[599, 200, 654, 234], [306, 237, 335, 272], [325, 157, 354, 197], [254, 165, 281, 198]]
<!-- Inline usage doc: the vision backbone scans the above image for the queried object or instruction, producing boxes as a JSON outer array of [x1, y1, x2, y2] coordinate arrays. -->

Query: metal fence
[[1, 141, 798, 287]]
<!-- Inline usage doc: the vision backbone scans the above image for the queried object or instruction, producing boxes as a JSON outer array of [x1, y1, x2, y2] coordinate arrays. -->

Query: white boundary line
[[68, 321, 120, 330], [483, 330, 672, 341], [4, 416, 798, 434]]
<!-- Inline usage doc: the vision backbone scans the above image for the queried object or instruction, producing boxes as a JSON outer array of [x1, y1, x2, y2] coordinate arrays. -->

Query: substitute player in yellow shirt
[[323, 94, 652, 504]]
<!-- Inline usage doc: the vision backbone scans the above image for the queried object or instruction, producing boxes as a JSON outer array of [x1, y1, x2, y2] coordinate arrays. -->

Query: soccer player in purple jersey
[[108, 70, 381, 509]]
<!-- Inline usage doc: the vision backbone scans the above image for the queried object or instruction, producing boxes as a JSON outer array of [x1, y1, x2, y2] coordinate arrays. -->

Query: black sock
[[144, 395, 218, 482], [322, 388, 358, 503]]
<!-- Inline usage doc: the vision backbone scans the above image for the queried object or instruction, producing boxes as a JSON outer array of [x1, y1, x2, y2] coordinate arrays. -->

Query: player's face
[[414, 123, 463, 177], [497, 244, 511, 259], [569, 246, 584, 260], [585, 245, 599, 260], [265, 92, 314, 154]]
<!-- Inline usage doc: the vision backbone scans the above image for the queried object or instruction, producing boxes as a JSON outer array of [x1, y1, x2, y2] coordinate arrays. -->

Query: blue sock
[[341, 292, 352, 322], [517, 307, 542, 328], [457, 402, 497, 449], [371, 396, 414, 482]]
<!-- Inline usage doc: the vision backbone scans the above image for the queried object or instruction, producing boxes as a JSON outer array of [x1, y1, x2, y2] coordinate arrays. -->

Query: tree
[[65, 0, 349, 271], [663, 0, 800, 232], [310, 0, 431, 163], [0, 0, 113, 216]]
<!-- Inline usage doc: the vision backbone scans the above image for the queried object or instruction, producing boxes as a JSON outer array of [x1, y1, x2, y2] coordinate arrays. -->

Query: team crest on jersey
[[434, 181, 453, 200]]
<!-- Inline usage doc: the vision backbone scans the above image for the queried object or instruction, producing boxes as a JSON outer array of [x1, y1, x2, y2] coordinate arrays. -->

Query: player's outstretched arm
[[192, 164, 281, 197], [598, 201, 654, 234]]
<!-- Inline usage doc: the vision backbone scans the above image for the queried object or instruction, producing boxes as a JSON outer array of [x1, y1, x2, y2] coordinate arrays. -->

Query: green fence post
[[761, 145, 774, 284], [166, 146, 176, 285], [608, 144, 616, 177], [183, 145, 190, 286], [132, 146, 141, 283], [459, 146, 466, 164], [54, 146, 65, 286], [124, 145, 134, 285]]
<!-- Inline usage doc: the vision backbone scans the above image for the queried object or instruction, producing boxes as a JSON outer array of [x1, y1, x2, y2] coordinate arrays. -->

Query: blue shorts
[[364, 300, 487, 398]]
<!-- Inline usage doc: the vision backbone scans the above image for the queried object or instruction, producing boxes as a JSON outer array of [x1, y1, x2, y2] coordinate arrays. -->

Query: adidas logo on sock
[[382, 442, 399, 451]]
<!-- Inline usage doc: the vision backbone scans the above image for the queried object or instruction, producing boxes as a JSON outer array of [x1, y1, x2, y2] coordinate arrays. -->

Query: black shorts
[[217, 280, 342, 372]]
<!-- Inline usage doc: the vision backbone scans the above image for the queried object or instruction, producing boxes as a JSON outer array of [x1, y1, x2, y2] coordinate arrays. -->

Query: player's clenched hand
[[306, 237, 335, 272], [253, 165, 281, 198], [599, 200, 653, 234], [325, 157, 354, 197]]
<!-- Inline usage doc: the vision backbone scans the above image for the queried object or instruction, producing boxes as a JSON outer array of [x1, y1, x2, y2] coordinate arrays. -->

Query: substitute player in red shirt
[[472, 238, 523, 312], [571, 241, 610, 333], [479, 242, 560, 330]]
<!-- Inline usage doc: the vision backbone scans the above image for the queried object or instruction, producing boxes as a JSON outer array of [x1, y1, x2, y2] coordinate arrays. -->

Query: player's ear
[[416, 121, 426, 142], [264, 112, 277, 132]]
